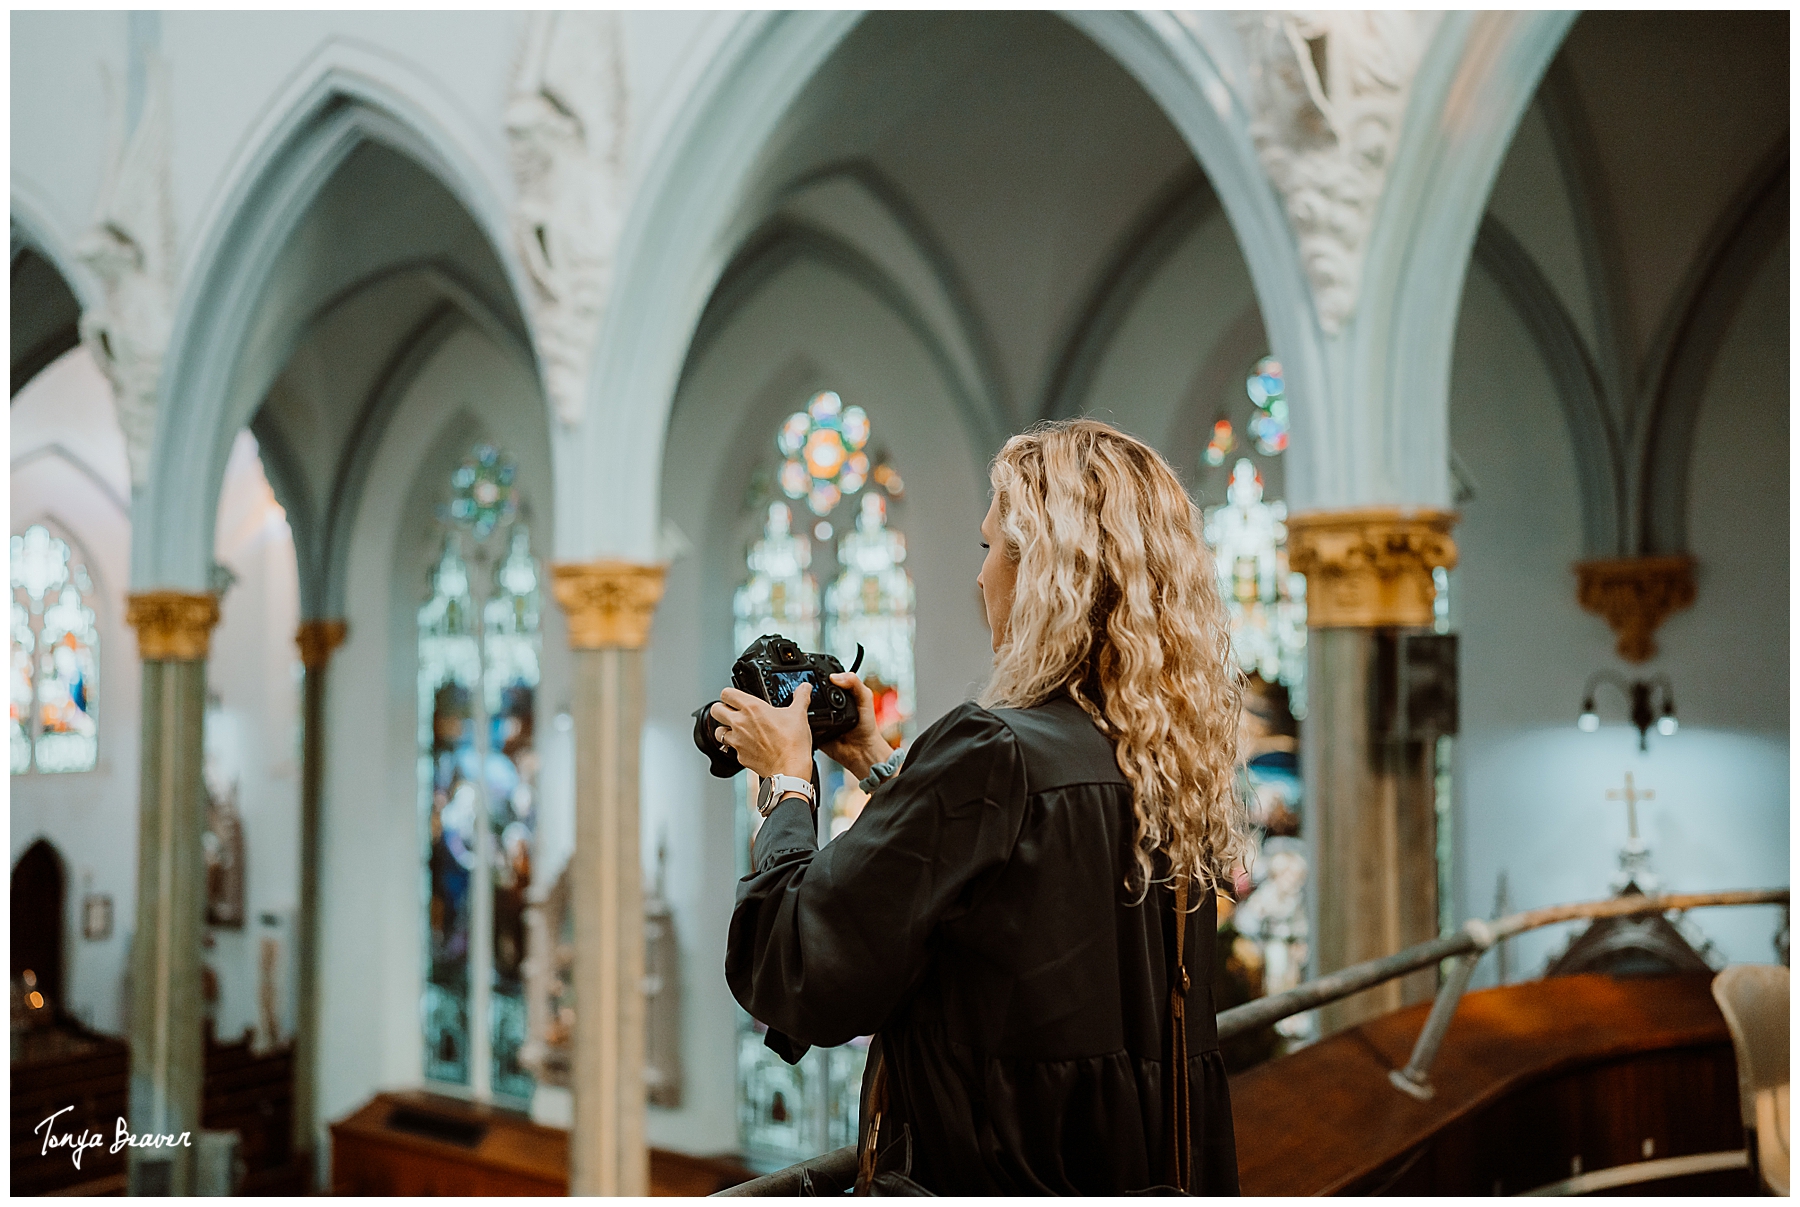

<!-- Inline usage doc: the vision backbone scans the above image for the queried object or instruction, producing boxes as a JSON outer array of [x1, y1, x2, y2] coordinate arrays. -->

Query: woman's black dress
[[727, 695, 1240, 1195]]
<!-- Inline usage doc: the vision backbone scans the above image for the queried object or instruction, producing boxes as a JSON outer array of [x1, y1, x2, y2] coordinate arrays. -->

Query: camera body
[[691, 635, 862, 778]]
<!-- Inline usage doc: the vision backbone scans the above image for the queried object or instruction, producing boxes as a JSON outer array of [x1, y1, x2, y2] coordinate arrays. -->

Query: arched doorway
[[12, 837, 67, 1016]]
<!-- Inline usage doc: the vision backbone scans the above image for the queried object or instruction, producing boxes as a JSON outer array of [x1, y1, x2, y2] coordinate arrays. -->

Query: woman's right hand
[[818, 672, 893, 782]]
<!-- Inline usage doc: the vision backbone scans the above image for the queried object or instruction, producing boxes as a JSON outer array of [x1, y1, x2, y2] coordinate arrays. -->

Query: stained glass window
[[484, 526, 541, 1100], [731, 500, 824, 1167], [735, 399, 913, 1170], [420, 536, 480, 1085], [1202, 459, 1312, 1051], [734, 503, 820, 657], [444, 444, 520, 539], [1203, 417, 1236, 467], [823, 493, 915, 840], [1202, 460, 1307, 716], [1245, 356, 1289, 455], [777, 391, 870, 518], [418, 446, 541, 1105], [10, 524, 99, 775]]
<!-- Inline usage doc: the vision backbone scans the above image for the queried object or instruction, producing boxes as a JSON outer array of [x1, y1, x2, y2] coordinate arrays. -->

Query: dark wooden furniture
[[331, 1090, 569, 1196], [11, 1027, 129, 1197], [11, 1025, 303, 1197], [1230, 972, 1754, 1196], [330, 1090, 756, 1196], [202, 1030, 303, 1194]]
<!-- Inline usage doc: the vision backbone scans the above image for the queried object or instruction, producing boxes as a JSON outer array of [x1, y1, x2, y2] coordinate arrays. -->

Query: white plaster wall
[[1449, 247, 1790, 987], [9, 352, 303, 1044], [319, 322, 561, 1154], [10, 348, 139, 1037]]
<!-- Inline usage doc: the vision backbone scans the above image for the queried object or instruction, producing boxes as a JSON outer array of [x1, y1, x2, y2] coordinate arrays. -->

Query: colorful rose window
[[445, 444, 520, 539], [777, 392, 872, 517]]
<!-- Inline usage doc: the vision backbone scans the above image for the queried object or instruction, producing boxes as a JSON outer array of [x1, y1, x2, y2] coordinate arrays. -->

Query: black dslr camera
[[691, 635, 863, 778]]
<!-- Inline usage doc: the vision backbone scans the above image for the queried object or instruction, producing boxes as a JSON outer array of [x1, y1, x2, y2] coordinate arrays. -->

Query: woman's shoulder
[[907, 700, 1014, 763], [991, 694, 1128, 792], [911, 695, 1126, 795]]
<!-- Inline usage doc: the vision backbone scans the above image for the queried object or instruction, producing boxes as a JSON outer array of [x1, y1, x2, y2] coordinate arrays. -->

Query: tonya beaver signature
[[34, 1105, 192, 1170]]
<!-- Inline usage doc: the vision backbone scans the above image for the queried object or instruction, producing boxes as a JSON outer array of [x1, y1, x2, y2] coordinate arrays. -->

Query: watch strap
[[760, 772, 815, 816]]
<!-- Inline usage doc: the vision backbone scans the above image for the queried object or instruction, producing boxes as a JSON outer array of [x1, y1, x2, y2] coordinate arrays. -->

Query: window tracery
[[418, 445, 542, 1103]]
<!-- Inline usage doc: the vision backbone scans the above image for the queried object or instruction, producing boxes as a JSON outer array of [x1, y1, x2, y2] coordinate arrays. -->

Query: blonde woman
[[718, 419, 1247, 1195]]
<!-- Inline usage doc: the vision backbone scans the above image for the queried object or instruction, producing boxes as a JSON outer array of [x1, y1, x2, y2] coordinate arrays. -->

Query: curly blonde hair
[[979, 419, 1249, 895]]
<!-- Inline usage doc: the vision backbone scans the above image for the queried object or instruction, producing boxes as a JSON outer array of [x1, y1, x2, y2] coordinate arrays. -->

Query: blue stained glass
[[420, 535, 480, 1085], [1244, 356, 1290, 456], [421, 445, 546, 1100], [485, 526, 542, 1103], [11, 524, 99, 776]]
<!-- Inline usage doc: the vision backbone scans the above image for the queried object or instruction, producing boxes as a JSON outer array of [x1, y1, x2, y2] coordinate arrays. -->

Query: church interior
[[9, 9, 1789, 1197]]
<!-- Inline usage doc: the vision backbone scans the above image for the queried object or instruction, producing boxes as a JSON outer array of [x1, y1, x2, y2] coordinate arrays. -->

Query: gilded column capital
[[1574, 554, 1696, 663], [1287, 508, 1458, 628], [295, 619, 349, 671], [551, 561, 669, 650], [125, 591, 221, 661]]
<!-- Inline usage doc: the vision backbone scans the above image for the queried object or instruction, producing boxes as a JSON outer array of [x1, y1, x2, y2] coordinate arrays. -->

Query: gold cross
[[1606, 772, 1654, 842]]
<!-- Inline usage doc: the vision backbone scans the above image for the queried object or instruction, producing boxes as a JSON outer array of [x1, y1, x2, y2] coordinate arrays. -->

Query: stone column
[[1288, 510, 1457, 1034], [549, 562, 667, 1197], [123, 590, 221, 1196], [292, 619, 346, 1191]]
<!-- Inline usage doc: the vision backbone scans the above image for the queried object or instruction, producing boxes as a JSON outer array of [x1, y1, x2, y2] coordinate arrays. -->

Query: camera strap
[[856, 1041, 890, 1194], [1168, 875, 1193, 1194]]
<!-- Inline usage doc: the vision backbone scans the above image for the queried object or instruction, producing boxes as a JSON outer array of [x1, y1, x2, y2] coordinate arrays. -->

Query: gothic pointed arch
[[577, 10, 1312, 564], [136, 41, 538, 597], [12, 837, 69, 1012]]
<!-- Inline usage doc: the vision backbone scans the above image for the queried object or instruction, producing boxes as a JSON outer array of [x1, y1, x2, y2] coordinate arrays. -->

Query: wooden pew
[[1230, 972, 1756, 1195], [330, 1090, 757, 1196], [11, 1025, 304, 1196]]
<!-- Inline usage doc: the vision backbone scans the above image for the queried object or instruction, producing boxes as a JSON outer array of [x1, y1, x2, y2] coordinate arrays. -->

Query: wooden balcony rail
[[714, 888, 1788, 1196]]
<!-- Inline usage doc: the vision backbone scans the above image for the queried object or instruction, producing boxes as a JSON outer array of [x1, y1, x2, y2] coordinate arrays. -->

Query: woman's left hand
[[710, 683, 816, 781]]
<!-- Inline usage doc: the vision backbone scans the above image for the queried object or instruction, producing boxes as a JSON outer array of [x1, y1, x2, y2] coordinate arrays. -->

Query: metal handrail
[[715, 1144, 858, 1197], [715, 888, 1788, 1194]]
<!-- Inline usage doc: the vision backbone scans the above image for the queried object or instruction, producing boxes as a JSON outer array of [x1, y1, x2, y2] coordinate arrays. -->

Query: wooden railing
[[715, 888, 1788, 1196]]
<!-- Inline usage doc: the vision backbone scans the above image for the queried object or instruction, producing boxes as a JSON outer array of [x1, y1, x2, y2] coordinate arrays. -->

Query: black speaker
[[1372, 632, 1458, 740]]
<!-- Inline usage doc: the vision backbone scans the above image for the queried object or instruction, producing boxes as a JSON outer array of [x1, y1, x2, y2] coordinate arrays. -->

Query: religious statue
[[77, 53, 176, 489], [203, 775, 246, 930], [257, 934, 282, 1051], [506, 12, 630, 428], [1233, 11, 1437, 333], [518, 864, 573, 1088], [644, 844, 683, 1108]]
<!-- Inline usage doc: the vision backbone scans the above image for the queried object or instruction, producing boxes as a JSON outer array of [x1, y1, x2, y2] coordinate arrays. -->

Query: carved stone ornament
[[295, 619, 349, 671], [1287, 508, 1458, 628], [126, 590, 221, 661], [1234, 12, 1437, 334], [76, 53, 176, 490], [1574, 555, 1696, 663], [550, 561, 667, 650], [507, 12, 630, 428]]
